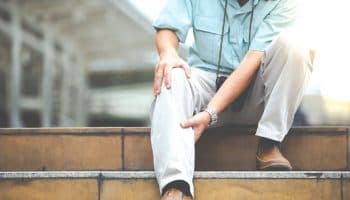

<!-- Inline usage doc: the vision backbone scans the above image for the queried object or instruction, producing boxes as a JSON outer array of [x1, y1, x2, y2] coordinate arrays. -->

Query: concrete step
[[0, 171, 349, 200], [0, 127, 349, 171]]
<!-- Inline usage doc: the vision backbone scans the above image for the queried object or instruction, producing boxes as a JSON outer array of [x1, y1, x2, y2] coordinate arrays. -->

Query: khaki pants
[[150, 32, 314, 197]]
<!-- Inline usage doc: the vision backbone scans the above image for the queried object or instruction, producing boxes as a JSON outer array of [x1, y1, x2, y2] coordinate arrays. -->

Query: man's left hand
[[180, 112, 211, 142]]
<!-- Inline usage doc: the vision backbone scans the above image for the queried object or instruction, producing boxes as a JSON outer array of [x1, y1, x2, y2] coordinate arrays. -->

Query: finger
[[194, 126, 206, 142], [164, 66, 172, 89], [154, 66, 163, 95], [153, 64, 158, 95], [180, 118, 195, 128], [195, 131, 201, 142], [153, 64, 164, 95], [181, 61, 191, 78]]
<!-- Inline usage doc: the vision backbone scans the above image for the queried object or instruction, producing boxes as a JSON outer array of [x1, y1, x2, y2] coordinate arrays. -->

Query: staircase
[[0, 127, 349, 199]]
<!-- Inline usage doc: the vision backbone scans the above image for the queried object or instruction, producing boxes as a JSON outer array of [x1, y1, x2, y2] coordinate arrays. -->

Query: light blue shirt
[[153, 0, 297, 75]]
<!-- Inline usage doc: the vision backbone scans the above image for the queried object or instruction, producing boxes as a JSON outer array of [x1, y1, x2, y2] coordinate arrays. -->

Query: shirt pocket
[[193, 16, 229, 65]]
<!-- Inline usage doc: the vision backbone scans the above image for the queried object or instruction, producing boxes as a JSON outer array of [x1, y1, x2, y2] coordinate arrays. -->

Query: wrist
[[204, 106, 218, 126], [160, 49, 178, 59], [202, 111, 211, 125]]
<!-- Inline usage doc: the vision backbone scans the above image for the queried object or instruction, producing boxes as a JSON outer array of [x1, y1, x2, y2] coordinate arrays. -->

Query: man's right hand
[[153, 50, 191, 96]]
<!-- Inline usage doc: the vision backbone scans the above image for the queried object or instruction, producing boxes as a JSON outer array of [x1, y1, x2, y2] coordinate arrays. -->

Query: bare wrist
[[160, 49, 178, 59]]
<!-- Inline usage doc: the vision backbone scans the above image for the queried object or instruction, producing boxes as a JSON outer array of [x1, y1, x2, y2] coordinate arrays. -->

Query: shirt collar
[[220, 0, 259, 15]]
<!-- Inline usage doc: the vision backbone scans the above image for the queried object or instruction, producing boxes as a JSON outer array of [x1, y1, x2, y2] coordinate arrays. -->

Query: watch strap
[[204, 107, 218, 126]]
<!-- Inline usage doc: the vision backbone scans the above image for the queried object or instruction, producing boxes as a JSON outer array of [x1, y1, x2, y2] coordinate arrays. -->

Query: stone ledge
[[0, 128, 348, 171], [0, 171, 349, 179], [0, 126, 348, 135]]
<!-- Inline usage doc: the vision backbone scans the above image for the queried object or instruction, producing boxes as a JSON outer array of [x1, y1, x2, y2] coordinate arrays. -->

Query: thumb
[[180, 118, 195, 128]]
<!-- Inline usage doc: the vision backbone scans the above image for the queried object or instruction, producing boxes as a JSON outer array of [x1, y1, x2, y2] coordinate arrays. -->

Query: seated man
[[150, 0, 314, 199]]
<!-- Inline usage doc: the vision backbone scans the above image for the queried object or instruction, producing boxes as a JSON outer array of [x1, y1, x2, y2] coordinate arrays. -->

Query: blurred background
[[0, 0, 349, 128]]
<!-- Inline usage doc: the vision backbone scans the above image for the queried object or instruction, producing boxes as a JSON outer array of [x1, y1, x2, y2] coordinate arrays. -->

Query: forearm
[[153, 29, 191, 95], [208, 51, 264, 114], [155, 29, 179, 57]]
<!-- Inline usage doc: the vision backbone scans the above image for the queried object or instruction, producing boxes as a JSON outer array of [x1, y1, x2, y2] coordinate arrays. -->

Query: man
[[150, 0, 314, 199]]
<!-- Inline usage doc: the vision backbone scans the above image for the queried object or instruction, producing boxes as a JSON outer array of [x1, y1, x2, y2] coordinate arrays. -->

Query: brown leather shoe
[[161, 188, 193, 200], [256, 137, 292, 171]]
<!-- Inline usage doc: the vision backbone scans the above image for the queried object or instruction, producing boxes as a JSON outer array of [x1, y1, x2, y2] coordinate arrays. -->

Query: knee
[[153, 68, 192, 114], [171, 68, 187, 82], [158, 68, 189, 96], [168, 68, 188, 89], [270, 32, 315, 73], [274, 32, 314, 64]]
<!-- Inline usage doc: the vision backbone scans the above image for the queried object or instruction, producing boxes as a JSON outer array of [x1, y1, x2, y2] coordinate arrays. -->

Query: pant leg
[[218, 31, 314, 142], [255, 31, 314, 142], [150, 67, 215, 197]]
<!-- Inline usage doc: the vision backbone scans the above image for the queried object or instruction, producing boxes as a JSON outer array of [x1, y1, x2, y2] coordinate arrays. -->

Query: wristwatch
[[204, 107, 218, 126]]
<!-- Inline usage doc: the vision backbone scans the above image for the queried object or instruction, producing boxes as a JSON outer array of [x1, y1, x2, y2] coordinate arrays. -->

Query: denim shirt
[[153, 0, 297, 75]]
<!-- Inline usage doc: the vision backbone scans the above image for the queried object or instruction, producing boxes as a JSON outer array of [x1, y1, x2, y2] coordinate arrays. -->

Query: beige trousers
[[150, 32, 314, 197]]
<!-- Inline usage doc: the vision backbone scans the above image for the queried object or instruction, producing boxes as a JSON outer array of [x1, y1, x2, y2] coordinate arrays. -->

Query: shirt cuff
[[152, 24, 187, 43], [249, 41, 269, 52]]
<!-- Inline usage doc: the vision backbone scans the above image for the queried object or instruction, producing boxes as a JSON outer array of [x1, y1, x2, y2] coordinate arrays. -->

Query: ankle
[[162, 180, 192, 198], [257, 137, 281, 155]]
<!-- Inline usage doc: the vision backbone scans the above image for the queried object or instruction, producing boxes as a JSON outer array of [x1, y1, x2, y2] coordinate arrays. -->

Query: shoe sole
[[258, 163, 293, 171]]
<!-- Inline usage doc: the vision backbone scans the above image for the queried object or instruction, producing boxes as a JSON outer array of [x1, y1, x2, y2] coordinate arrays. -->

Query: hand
[[180, 111, 211, 142], [154, 51, 191, 96]]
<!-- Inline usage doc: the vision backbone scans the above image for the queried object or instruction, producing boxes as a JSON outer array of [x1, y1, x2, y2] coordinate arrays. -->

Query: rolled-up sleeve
[[249, 0, 297, 51], [152, 0, 193, 43]]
